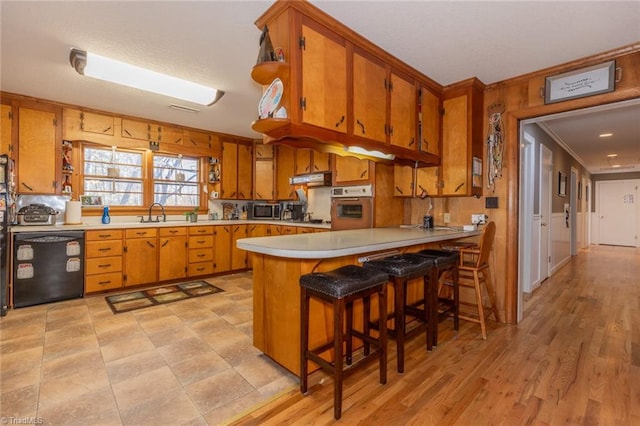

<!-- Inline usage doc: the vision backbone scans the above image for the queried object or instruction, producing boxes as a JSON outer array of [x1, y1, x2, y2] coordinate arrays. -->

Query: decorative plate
[[258, 78, 284, 119]]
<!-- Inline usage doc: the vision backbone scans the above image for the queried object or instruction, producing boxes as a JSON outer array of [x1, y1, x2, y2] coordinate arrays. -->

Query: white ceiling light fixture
[[69, 48, 224, 106], [599, 132, 613, 138]]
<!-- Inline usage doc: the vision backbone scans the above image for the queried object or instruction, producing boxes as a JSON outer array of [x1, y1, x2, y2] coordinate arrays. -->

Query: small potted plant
[[184, 206, 199, 223]]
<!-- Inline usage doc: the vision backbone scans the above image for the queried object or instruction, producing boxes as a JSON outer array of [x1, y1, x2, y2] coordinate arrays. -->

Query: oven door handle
[[333, 197, 362, 201]]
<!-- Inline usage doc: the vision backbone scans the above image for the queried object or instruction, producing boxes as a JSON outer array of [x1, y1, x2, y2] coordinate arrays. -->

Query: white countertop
[[9, 219, 331, 233], [236, 226, 480, 259]]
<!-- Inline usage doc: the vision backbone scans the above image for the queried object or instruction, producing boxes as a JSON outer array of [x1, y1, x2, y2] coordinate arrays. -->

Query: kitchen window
[[152, 154, 199, 207], [83, 146, 144, 206]]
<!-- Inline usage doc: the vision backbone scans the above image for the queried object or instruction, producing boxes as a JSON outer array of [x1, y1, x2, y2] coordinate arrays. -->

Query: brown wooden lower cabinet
[[85, 230, 124, 293], [158, 227, 187, 281], [188, 226, 214, 277], [124, 233, 158, 287], [83, 223, 325, 294]]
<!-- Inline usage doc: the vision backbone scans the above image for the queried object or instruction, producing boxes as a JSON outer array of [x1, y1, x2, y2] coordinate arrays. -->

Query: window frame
[[78, 142, 207, 215]]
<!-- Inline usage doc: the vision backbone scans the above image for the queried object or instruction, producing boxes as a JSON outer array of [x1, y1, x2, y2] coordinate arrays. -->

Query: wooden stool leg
[[472, 270, 487, 340], [422, 268, 438, 351], [345, 301, 353, 365], [300, 287, 309, 394], [393, 278, 406, 373], [363, 295, 371, 357], [483, 267, 500, 323], [378, 286, 387, 385], [334, 298, 345, 420], [453, 266, 460, 331]]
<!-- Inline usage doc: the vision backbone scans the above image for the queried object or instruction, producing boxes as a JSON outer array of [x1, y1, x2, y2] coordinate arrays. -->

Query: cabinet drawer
[[188, 235, 213, 248], [86, 240, 123, 258], [86, 256, 123, 275], [86, 229, 123, 241], [85, 272, 122, 293], [125, 228, 158, 238], [159, 227, 187, 237], [189, 248, 213, 263], [189, 226, 213, 235], [188, 262, 214, 277]]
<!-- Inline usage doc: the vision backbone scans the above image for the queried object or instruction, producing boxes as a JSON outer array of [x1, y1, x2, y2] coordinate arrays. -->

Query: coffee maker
[[282, 188, 307, 221]]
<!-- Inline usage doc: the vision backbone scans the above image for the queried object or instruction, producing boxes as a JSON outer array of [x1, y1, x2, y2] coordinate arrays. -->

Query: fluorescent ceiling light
[[599, 132, 613, 138], [344, 145, 395, 160], [607, 153, 618, 158], [69, 48, 224, 106]]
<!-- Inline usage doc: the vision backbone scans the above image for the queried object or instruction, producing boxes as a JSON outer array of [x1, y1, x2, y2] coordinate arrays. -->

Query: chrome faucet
[[142, 203, 166, 223]]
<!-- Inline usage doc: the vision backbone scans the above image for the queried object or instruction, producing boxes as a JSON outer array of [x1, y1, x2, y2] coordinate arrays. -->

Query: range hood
[[289, 171, 332, 186]]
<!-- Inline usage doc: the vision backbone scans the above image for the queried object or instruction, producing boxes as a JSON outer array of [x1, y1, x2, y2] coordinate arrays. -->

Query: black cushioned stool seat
[[363, 253, 436, 374], [300, 265, 389, 420], [416, 249, 460, 346]]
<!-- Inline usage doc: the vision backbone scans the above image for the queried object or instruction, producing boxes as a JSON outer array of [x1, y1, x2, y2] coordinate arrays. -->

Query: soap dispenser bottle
[[101, 205, 111, 224]]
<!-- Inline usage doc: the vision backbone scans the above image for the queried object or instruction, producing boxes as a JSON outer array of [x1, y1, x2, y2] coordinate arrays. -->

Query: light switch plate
[[443, 213, 451, 223]]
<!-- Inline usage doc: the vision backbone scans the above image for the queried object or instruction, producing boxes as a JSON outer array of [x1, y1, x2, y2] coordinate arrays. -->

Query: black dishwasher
[[13, 231, 85, 308]]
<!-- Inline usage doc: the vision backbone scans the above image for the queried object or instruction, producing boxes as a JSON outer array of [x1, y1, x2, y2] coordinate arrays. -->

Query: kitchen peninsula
[[237, 226, 480, 375]]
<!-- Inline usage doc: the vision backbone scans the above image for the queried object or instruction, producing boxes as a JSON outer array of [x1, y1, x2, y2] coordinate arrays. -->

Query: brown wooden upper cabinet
[[1, 104, 13, 156], [439, 78, 484, 197], [16, 101, 61, 194], [300, 20, 348, 134], [251, 1, 441, 167], [352, 50, 386, 143]]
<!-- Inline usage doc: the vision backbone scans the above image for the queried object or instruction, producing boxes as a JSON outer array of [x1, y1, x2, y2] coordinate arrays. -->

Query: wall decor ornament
[[544, 61, 617, 104]]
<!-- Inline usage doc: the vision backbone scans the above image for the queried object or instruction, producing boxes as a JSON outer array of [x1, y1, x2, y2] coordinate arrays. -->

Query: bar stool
[[363, 253, 436, 374], [300, 264, 388, 420], [415, 249, 460, 347]]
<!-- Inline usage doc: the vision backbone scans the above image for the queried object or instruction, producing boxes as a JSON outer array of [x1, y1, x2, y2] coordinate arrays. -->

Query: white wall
[[306, 186, 331, 222]]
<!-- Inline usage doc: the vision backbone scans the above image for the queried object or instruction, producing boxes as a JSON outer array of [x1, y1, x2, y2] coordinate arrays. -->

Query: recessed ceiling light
[[599, 133, 613, 138], [611, 164, 621, 168], [607, 153, 618, 158]]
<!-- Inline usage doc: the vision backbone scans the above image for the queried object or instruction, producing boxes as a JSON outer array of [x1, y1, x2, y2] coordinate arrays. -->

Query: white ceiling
[[1, 1, 639, 174]]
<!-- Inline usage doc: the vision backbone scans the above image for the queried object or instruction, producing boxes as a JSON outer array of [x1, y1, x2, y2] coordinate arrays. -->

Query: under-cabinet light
[[344, 145, 395, 161], [69, 48, 224, 106], [599, 133, 613, 138]]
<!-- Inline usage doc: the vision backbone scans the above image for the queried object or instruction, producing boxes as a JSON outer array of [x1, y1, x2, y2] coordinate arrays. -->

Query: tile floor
[[0, 272, 298, 425]]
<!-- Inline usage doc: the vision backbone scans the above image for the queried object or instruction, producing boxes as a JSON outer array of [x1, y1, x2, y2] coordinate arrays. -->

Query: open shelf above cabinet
[[251, 62, 290, 85]]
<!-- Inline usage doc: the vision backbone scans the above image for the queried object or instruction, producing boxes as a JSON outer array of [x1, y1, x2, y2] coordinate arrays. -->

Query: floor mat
[[105, 280, 224, 314]]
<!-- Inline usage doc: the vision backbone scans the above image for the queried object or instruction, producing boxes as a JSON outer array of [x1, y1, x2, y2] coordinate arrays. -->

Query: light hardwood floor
[[229, 245, 640, 425]]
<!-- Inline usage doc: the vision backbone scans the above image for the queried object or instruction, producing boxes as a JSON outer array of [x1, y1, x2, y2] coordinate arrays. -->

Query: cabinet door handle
[[395, 186, 404, 194], [21, 182, 34, 191], [360, 170, 367, 179], [197, 240, 206, 244], [98, 247, 112, 252], [169, 230, 178, 234], [161, 240, 169, 247], [98, 234, 112, 239], [408, 138, 415, 146], [136, 232, 146, 236], [98, 280, 112, 286], [455, 182, 464, 192], [98, 264, 112, 268], [422, 139, 429, 151], [335, 115, 345, 128], [146, 241, 155, 248], [197, 254, 206, 258], [197, 229, 206, 233], [356, 119, 365, 134]]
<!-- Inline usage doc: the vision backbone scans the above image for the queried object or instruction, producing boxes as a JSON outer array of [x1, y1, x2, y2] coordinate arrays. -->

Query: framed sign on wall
[[544, 60, 616, 104]]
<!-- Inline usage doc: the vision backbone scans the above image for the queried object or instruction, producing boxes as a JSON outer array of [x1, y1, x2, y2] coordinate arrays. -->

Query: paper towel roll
[[65, 201, 82, 224]]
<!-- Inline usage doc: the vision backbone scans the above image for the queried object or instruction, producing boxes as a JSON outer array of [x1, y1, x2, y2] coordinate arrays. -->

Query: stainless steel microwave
[[247, 202, 281, 220]]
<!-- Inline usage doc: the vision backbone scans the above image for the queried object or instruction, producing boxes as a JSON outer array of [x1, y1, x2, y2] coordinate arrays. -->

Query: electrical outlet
[[443, 213, 451, 224], [472, 214, 487, 225]]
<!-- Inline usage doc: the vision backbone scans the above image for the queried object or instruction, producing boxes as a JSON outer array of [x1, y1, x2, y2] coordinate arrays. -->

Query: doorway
[[596, 179, 638, 246], [539, 145, 552, 284]]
